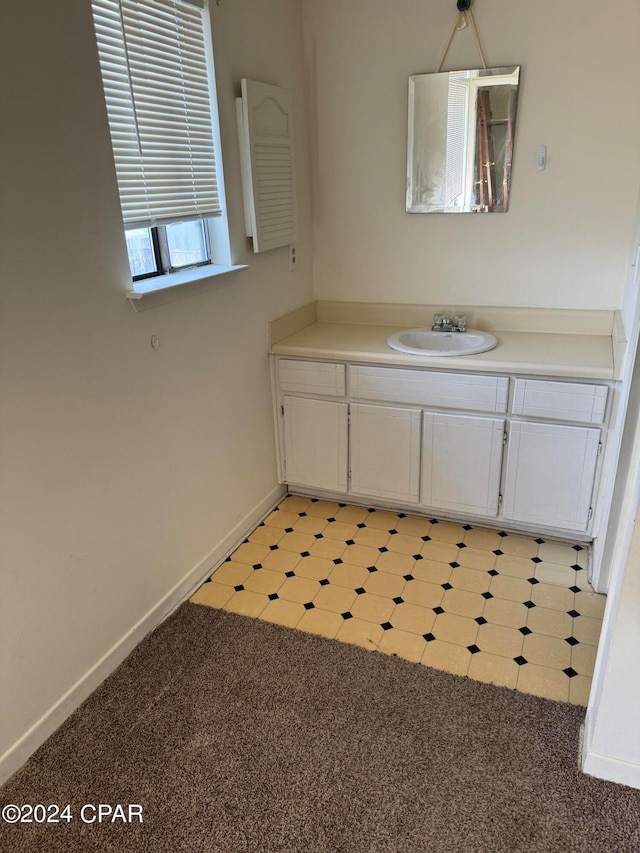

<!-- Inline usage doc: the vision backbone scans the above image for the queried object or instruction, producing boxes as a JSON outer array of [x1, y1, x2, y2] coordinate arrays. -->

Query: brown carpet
[[2, 604, 640, 852]]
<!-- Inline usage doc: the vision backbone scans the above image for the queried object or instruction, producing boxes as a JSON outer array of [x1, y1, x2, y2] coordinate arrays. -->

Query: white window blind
[[92, 0, 222, 228], [444, 73, 469, 208]]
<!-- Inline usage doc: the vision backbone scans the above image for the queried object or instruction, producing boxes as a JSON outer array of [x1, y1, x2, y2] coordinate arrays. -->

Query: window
[[92, 0, 233, 285], [125, 221, 210, 279]]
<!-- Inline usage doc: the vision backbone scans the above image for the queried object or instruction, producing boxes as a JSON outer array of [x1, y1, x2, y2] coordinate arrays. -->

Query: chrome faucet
[[432, 313, 467, 332]]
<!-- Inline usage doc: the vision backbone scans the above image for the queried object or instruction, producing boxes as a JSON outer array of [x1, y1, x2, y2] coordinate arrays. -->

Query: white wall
[[584, 250, 640, 785], [584, 510, 640, 787], [0, 0, 313, 780], [304, 0, 640, 309]]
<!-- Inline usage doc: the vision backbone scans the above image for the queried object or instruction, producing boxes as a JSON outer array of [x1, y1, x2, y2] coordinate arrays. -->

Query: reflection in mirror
[[406, 66, 520, 213]]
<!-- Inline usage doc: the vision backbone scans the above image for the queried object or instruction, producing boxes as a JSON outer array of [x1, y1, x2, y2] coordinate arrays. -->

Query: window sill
[[126, 263, 248, 311]]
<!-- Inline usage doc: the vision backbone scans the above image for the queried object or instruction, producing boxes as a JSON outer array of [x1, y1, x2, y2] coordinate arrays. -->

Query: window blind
[[92, 0, 221, 228], [444, 74, 469, 208]]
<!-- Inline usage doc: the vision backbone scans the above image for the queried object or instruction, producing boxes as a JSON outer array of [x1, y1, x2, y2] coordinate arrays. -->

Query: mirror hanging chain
[[436, 0, 488, 72]]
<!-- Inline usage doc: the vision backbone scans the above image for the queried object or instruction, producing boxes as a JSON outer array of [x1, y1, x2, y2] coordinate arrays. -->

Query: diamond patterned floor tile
[[537, 541, 580, 566], [390, 602, 437, 635], [456, 547, 497, 571], [224, 589, 269, 618], [534, 561, 581, 588], [468, 651, 520, 689], [264, 509, 300, 529], [498, 535, 539, 558], [297, 607, 343, 639], [516, 663, 570, 703], [421, 639, 472, 676], [191, 495, 605, 706], [572, 615, 603, 645], [475, 623, 524, 658], [260, 598, 305, 628], [462, 528, 502, 552], [378, 628, 427, 662], [350, 592, 395, 624], [441, 588, 486, 619], [420, 540, 460, 563], [489, 574, 532, 602], [522, 633, 572, 669], [190, 581, 234, 609], [569, 674, 593, 705], [335, 615, 383, 650], [447, 566, 490, 594], [526, 606, 574, 639], [313, 583, 357, 614], [428, 521, 468, 543]]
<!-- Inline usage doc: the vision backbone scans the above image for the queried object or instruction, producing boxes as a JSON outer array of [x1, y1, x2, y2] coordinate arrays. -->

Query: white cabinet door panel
[[283, 396, 348, 492], [422, 413, 504, 517], [503, 422, 600, 531], [350, 404, 421, 503]]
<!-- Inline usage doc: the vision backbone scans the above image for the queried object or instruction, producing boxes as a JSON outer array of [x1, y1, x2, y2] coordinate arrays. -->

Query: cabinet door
[[422, 413, 505, 517], [350, 403, 421, 503], [502, 421, 600, 531], [282, 396, 348, 492]]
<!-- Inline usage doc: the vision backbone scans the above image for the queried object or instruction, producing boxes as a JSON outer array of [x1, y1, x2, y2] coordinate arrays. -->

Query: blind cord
[[116, 0, 151, 217]]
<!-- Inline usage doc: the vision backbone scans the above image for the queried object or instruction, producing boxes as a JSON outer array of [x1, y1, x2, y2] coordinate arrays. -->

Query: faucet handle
[[453, 313, 467, 332], [432, 313, 444, 328]]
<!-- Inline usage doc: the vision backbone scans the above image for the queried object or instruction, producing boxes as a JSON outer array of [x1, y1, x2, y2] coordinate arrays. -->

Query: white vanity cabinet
[[278, 361, 349, 492], [273, 357, 609, 538], [501, 378, 606, 531]]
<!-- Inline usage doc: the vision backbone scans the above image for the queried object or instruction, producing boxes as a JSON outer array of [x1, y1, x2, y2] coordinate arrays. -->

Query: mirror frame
[[406, 65, 521, 214]]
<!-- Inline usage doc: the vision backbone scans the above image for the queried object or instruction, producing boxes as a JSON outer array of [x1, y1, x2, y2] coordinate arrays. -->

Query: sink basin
[[387, 328, 498, 357]]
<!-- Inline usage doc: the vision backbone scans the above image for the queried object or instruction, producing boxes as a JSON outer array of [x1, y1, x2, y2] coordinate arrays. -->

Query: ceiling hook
[[456, 0, 471, 30]]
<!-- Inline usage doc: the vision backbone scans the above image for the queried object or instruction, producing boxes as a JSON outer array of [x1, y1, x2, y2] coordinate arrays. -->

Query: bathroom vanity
[[269, 303, 627, 589], [272, 355, 610, 535]]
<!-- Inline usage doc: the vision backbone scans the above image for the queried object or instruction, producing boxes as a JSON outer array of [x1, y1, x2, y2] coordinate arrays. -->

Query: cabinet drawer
[[349, 365, 508, 413], [278, 359, 346, 397], [512, 378, 607, 424]]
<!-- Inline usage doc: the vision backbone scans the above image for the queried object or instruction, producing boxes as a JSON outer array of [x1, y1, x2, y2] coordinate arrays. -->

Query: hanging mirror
[[406, 65, 520, 213]]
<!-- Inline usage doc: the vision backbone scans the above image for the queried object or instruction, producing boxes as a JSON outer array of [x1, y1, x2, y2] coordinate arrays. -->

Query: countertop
[[270, 321, 616, 380]]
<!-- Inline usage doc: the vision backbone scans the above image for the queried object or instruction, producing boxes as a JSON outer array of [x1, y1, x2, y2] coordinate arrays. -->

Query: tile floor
[[191, 495, 606, 705]]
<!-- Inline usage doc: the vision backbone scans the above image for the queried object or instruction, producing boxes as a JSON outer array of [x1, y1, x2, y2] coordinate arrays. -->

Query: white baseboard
[[582, 748, 640, 790], [582, 716, 640, 789], [0, 484, 285, 788]]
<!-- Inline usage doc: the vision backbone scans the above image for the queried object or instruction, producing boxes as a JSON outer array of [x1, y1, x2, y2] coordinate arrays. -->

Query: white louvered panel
[[255, 142, 295, 238], [512, 379, 608, 424], [278, 360, 346, 397], [349, 366, 508, 413], [237, 79, 298, 252]]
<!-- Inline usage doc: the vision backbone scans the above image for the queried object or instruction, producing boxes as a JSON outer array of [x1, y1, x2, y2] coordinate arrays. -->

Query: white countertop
[[271, 322, 616, 380]]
